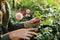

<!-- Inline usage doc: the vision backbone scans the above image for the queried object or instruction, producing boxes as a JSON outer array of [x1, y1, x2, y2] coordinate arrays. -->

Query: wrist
[[24, 21, 30, 28], [8, 32, 20, 40], [24, 21, 36, 28], [8, 31, 17, 40], [24, 21, 31, 28], [8, 32, 14, 40]]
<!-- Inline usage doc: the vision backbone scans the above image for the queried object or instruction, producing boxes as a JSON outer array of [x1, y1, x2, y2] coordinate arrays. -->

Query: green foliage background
[[7, 0, 60, 40]]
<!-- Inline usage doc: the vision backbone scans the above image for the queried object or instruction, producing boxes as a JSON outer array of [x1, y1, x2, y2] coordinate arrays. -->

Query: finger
[[30, 18, 40, 23], [28, 28, 38, 31], [24, 37, 30, 40], [32, 17, 40, 21], [34, 20, 40, 24], [27, 34, 33, 37], [34, 19, 40, 22], [28, 32, 37, 35]]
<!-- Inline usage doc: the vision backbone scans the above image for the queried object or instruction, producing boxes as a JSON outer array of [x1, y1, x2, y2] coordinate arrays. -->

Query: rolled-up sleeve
[[8, 21, 24, 31]]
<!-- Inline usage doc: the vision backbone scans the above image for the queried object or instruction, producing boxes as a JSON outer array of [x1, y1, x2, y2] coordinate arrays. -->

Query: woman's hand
[[24, 17, 40, 28], [9, 28, 37, 40]]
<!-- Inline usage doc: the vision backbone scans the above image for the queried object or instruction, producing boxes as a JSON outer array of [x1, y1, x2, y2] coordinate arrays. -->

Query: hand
[[24, 17, 40, 28], [29, 17, 40, 24], [8, 28, 37, 40]]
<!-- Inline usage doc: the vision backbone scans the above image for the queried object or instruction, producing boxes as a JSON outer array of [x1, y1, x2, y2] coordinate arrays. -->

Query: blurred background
[[7, 0, 60, 40]]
